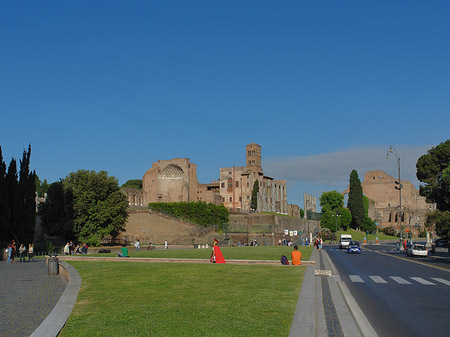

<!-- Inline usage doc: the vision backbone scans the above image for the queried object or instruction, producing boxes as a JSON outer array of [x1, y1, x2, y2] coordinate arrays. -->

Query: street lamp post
[[387, 145, 403, 251], [332, 211, 341, 244]]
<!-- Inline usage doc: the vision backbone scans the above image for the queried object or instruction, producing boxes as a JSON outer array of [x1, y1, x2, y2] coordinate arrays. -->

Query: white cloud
[[263, 145, 431, 190]]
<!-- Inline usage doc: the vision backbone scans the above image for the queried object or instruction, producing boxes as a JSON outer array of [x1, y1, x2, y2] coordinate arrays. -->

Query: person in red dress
[[210, 239, 226, 264]]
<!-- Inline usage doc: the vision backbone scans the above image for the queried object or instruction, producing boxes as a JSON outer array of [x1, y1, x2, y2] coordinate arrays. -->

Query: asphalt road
[[325, 244, 450, 337]]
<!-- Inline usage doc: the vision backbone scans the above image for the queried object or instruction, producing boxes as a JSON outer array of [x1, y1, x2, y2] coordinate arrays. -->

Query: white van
[[339, 234, 352, 249]]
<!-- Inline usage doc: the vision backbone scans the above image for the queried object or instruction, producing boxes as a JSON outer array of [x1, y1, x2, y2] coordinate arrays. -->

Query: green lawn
[[331, 229, 397, 241], [89, 245, 313, 261], [60, 259, 307, 336]]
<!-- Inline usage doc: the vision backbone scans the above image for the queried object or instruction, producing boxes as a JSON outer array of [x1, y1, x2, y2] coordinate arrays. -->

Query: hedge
[[148, 202, 229, 231]]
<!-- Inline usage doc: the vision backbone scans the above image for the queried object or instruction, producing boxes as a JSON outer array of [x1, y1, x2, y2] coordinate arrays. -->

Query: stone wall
[[228, 213, 320, 245]]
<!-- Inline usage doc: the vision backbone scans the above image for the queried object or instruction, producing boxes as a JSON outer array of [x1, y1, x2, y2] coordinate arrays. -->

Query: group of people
[[314, 237, 323, 250], [63, 241, 88, 255], [132, 239, 158, 252], [5, 240, 35, 263]]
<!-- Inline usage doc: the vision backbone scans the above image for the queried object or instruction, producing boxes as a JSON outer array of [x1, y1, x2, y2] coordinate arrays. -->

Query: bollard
[[376, 237, 379, 244], [363, 237, 366, 244], [48, 254, 59, 275]]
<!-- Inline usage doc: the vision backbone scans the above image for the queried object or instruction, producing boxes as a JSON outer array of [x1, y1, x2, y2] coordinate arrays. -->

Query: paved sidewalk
[[290, 249, 377, 337], [0, 259, 67, 337]]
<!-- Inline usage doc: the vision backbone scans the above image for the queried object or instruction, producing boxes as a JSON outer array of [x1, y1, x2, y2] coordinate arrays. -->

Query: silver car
[[406, 244, 428, 257]]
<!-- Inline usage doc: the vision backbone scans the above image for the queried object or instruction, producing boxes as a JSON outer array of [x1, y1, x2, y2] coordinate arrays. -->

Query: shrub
[[148, 201, 229, 231], [318, 228, 332, 240], [382, 226, 397, 236], [418, 229, 427, 238]]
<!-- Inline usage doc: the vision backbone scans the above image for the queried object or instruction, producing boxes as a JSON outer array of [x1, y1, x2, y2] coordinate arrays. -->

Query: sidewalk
[[0, 259, 67, 337], [290, 249, 378, 337]]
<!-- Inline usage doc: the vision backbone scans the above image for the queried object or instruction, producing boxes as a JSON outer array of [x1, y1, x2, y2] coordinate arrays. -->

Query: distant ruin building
[[344, 170, 435, 232], [303, 193, 318, 219], [142, 158, 220, 205], [219, 143, 288, 214], [124, 143, 290, 214]]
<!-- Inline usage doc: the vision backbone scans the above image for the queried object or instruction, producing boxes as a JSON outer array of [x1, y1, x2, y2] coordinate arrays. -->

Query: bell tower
[[246, 143, 262, 172]]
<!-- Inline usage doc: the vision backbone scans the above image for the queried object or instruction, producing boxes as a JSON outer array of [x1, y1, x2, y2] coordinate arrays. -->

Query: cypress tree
[[16, 145, 36, 243], [347, 170, 365, 229], [0, 147, 10, 242], [6, 158, 18, 241], [250, 180, 259, 211]]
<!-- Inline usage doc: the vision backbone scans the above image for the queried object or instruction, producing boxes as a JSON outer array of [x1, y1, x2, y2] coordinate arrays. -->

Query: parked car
[[406, 244, 428, 257], [435, 238, 449, 248], [347, 241, 361, 254], [339, 234, 352, 249]]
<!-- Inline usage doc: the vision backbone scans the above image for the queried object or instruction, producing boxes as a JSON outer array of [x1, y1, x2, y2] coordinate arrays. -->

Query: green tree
[[363, 196, 370, 216], [319, 191, 344, 212], [416, 140, 450, 212], [39, 170, 128, 246], [5, 158, 18, 241], [250, 180, 259, 211], [416, 140, 450, 238], [64, 170, 128, 246], [38, 181, 73, 239], [320, 207, 351, 232], [121, 179, 142, 189], [347, 170, 365, 229], [361, 216, 376, 234], [15, 145, 36, 243], [426, 210, 450, 238], [0, 145, 36, 243], [0, 147, 9, 244], [35, 176, 49, 197]]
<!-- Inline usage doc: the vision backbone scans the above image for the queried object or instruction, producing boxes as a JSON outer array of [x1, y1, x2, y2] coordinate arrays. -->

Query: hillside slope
[[119, 210, 199, 245]]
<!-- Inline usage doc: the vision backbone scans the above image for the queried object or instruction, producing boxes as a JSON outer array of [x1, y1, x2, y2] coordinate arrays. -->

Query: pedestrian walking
[[6, 244, 12, 263], [64, 242, 70, 255], [28, 243, 35, 262], [19, 244, 27, 262], [10, 240, 16, 263], [134, 239, 140, 251], [164, 240, 168, 249]]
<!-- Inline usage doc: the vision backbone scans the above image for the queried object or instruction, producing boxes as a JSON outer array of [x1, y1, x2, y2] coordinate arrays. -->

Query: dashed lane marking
[[369, 275, 388, 284], [349, 275, 364, 282], [389, 276, 412, 284], [432, 278, 450, 286], [410, 277, 435, 285]]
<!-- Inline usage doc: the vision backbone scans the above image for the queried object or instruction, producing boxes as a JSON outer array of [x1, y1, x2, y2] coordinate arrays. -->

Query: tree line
[[0, 145, 36, 246], [319, 170, 376, 235]]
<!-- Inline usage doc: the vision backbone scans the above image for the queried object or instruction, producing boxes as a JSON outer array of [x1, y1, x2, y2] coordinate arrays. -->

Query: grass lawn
[[88, 245, 313, 261], [330, 229, 397, 242], [59, 261, 306, 337]]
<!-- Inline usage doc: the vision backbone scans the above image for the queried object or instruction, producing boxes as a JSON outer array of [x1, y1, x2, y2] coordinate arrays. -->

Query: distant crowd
[[63, 241, 89, 255], [5, 240, 35, 263]]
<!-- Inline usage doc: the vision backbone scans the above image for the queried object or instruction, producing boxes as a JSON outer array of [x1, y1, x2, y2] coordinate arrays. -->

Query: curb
[[30, 261, 81, 337], [58, 256, 315, 266]]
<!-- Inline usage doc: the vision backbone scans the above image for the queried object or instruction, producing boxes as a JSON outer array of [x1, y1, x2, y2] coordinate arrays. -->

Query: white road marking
[[369, 276, 388, 284], [349, 275, 364, 283], [390, 276, 411, 284], [431, 278, 450, 286], [410, 277, 435, 285]]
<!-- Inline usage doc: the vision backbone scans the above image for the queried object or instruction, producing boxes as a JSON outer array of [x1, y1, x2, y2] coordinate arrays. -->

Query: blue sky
[[1, 1, 449, 209]]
